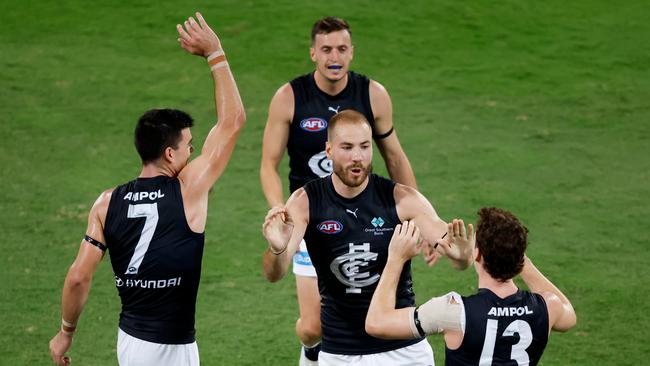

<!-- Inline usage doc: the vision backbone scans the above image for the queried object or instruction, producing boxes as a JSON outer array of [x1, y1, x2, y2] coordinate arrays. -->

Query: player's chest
[[309, 202, 398, 253]]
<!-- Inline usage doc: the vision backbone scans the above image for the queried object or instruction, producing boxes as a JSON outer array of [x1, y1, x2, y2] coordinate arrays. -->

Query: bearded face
[[326, 119, 373, 188], [333, 160, 372, 187]]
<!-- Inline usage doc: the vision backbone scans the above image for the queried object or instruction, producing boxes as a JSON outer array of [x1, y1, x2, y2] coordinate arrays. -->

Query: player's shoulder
[[367, 79, 391, 111], [94, 188, 115, 207], [89, 188, 115, 222], [286, 187, 310, 217], [273, 82, 294, 101], [268, 83, 295, 118], [393, 182, 420, 201], [537, 291, 562, 313]]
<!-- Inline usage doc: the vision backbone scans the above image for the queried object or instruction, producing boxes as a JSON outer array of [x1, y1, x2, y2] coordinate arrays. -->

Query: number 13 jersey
[[446, 289, 549, 366], [104, 175, 205, 344]]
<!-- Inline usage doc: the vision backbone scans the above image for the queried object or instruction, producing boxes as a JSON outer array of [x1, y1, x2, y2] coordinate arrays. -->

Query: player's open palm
[[177, 12, 222, 57], [388, 220, 422, 262], [263, 207, 294, 253], [437, 219, 474, 261]]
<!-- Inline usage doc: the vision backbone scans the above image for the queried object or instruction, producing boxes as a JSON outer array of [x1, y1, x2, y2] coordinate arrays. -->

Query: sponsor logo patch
[[318, 220, 343, 234], [300, 118, 328, 132]]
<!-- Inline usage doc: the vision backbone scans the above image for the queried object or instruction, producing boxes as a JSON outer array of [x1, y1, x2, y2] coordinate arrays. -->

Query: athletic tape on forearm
[[410, 292, 464, 336], [207, 50, 228, 71]]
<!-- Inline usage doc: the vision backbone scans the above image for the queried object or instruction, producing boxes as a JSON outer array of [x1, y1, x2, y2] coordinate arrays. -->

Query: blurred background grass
[[1, 0, 648, 364]]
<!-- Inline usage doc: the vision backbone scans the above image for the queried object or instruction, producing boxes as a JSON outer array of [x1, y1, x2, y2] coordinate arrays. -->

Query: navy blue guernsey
[[104, 176, 205, 344], [302, 174, 419, 355], [446, 289, 549, 366], [287, 71, 375, 193]]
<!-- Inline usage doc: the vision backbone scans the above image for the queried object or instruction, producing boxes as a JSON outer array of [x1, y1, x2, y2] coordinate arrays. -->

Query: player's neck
[[139, 162, 175, 178], [477, 265, 518, 298], [478, 277, 518, 298], [331, 173, 369, 199], [314, 70, 348, 96]]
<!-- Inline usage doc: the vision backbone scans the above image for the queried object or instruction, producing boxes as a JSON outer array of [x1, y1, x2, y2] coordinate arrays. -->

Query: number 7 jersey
[[446, 289, 549, 366], [104, 176, 205, 344]]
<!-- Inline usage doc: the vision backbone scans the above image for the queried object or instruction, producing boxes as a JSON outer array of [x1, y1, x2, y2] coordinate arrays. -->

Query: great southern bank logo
[[300, 118, 327, 132], [318, 220, 343, 234], [365, 217, 392, 236]]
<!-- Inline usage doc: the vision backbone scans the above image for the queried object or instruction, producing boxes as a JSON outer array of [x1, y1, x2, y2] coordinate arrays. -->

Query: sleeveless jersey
[[302, 174, 419, 355], [287, 71, 375, 192], [446, 289, 549, 366], [104, 176, 205, 344]]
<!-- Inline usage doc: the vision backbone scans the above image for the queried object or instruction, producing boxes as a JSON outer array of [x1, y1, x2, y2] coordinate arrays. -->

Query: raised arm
[[369, 80, 417, 189], [260, 84, 294, 208], [176, 13, 246, 230], [262, 188, 309, 282], [366, 221, 423, 339], [366, 220, 466, 341], [49, 190, 112, 366], [519, 256, 577, 332], [395, 184, 473, 270]]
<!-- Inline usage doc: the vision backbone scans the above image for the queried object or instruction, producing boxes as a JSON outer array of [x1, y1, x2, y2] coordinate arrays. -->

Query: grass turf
[[1, 0, 648, 364]]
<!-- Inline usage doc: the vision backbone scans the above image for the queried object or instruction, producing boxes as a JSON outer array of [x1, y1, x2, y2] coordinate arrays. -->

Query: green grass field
[[1, 0, 649, 364]]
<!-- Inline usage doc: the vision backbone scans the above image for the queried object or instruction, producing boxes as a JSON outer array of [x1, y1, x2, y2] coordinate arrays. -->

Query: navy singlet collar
[[327, 173, 374, 204], [477, 288, 523, 304], [310, 71, 351, 101]]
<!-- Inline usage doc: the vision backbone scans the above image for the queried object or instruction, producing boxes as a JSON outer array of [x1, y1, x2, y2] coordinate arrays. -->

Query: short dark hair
[[327, 109, 371, 140], [311, 17, 351, 43], [134, 109, 194, 164], [476, 207, 529, 282]]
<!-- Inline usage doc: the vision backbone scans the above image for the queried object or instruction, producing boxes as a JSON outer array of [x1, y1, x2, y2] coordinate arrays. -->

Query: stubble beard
[[333, 162, 372, 188]]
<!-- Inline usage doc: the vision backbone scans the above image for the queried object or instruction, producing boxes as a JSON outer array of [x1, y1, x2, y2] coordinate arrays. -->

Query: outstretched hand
[[438, 219, 475, 262], [177, 12, 222, 57], [262, 206, 294, 254], [388, 220, 422, 263]]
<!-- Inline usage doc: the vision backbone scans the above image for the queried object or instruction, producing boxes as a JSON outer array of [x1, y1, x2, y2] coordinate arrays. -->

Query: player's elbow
[[66, 264, 92, 289], [263, 269, 284, 283], [227, 108, 247, 131], [365, 312, 391, 339], [261, 259, 286, 283]]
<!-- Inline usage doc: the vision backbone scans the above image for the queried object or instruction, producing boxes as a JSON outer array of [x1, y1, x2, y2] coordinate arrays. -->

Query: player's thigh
[[295, 274, 321, 323]]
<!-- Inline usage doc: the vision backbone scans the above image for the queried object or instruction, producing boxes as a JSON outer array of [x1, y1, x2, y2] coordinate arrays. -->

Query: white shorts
[[319, 339, 434, 366], [293, 239, 317, 277], [117, 328, 200, 366]]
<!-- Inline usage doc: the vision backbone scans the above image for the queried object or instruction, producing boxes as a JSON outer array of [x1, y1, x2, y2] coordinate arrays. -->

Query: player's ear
[[349, 44, 354, 60], [474, 246, 481, 263], [310, 47, 316, 62], [163, 146, 174, 163], [325, 141, 332, 159]]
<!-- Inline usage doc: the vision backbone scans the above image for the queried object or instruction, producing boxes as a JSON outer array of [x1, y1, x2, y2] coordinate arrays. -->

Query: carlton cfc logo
[[318, 220, 343, 234], [300, 118, 327, 132]]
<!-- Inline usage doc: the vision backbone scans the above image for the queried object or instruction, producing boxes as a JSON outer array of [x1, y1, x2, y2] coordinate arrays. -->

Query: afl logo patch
[[318, 220, 343, 234], [300, 118, 327, 132]]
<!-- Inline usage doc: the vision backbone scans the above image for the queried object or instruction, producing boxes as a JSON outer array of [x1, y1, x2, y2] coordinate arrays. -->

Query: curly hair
[[476, 207, 529, 281]]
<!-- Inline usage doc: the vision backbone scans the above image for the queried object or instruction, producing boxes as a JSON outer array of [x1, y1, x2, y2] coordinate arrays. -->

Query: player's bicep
[[417, 292, 464, 336], [284, 188, 309, 255], [368, 307, 419, 340], [261, 86, 293, 166], [542, 291, 577, 333], [396, 186, 446, 242], [72, 191, 111, 275], [181, 118, 242, 194], [369, 80, 394, 136]]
